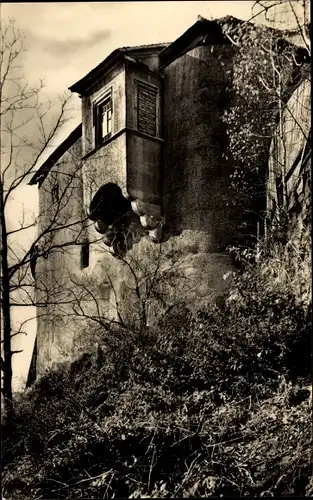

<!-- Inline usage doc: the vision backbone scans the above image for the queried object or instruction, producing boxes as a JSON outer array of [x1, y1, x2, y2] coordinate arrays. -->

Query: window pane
[[107, 110, 112, 134], [102, 113, 107, 138], [95, 96, 112, 145]]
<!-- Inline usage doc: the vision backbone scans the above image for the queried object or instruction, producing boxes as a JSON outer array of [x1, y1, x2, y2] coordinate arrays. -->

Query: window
[[276, 176, 284, 207], [137, 82, 157, 136], [94, 92, 112, 147], [52, 183, 59, 204], [81, 242, 90, 269]]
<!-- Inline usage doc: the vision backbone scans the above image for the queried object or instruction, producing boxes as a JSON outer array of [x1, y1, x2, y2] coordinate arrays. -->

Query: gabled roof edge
[[28, 124, 82, 186], [69, 44, 168, 95], [159, 16, 241, 68]]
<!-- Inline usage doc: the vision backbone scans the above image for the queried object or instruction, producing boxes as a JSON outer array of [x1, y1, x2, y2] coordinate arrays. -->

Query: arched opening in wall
[[88, 183, 143, 257], [88, 183, 131, 232]]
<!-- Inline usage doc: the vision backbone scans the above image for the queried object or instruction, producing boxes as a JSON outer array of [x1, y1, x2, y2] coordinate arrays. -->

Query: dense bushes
[[2, 243, 312, 499]]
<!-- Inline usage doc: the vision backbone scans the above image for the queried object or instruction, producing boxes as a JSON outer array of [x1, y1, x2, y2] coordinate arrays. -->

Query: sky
[[1, 1, 307, 391]]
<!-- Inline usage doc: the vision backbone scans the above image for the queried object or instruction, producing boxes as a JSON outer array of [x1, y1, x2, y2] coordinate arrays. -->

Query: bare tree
[[252, 0, 310, 54], [251, 1, 311, 244], [220, 1, 311, 313], [34, 223, 199, 369], [0, 20, 85, 416], [71, 236, 197, 336]]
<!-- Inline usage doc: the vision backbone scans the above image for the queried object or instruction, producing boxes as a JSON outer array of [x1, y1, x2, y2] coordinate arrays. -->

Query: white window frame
[[93, 88, 113, 147]]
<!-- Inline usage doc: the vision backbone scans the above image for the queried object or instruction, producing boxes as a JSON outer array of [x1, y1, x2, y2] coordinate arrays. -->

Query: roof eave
[[159, 17, 233, 69], [28, 124, 82, 186], [69, 44, 169, 96], [123, 54, 164, 78], [69, 48, 124, 95]]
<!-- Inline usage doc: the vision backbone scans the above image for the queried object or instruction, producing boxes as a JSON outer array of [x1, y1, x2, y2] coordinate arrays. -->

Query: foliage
[[221, 18, 309, 238], [227, 228, 311, 312], [2, 250, 312, 498]]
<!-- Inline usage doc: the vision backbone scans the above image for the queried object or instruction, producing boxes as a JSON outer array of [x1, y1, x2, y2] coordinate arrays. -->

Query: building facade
[[267, 68, 311, 245], [28, 16, 310, 379]]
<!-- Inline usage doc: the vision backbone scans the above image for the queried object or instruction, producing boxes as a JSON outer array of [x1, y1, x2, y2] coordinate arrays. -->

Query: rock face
[[29, 16, 308, 378]]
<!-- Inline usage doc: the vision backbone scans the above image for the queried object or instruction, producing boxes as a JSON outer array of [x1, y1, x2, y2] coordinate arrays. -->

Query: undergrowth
[[1, 243, 312, 499]]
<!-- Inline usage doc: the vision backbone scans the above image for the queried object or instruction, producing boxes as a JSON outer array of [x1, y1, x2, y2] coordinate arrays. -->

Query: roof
[[69, 43, 169, 95], [159, 15, 239, 68], [28, 124, 82, 186], [121, 42, 170, 52], [159, 14, 310, 68], [69, 18, 242, 93], [70, 15, 309, 94]]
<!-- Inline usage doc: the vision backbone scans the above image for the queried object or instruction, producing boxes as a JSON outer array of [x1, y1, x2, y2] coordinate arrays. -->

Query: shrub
[[2, 243, 312, 498]]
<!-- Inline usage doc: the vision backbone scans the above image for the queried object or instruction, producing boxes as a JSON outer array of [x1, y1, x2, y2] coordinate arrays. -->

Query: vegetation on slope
[[1, 243, 312, 499]]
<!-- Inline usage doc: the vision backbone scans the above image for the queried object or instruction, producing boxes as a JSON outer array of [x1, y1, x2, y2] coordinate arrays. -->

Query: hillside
[[2, 249, 312, 498]]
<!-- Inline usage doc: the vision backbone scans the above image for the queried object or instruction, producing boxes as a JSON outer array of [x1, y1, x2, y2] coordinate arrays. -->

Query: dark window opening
[[81, 242, 90, 269], [89, 183, 131, 227], [94, 93, 112, 147], [137, 82, 157, 137], [276, 176, 284, 207], [52, 183, 60, 204]]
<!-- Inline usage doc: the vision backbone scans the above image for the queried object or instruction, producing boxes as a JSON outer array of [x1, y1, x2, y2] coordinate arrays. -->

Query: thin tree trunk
[[0, 180, 13, 418]]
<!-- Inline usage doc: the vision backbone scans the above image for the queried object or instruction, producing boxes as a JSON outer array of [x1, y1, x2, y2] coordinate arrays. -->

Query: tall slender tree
[[0, 20, 84, 417]]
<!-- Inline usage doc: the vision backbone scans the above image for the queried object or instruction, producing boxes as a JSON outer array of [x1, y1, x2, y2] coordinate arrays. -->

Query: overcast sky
[[2, 1, 306, 391], [3, 2, 254, 104]]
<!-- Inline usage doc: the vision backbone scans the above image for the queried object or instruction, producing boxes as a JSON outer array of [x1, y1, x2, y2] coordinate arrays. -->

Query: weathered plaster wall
[[267, 76, 311, 241], [126, 133, 162, 206], [135, 43, 238, 302], [83, 134, 127, 211], [162, 44, 238, 249], [35, 138, 89, 375]]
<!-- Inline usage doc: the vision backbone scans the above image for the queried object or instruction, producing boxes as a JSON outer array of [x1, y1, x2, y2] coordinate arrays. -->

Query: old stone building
[[28, 15, 310, 380]]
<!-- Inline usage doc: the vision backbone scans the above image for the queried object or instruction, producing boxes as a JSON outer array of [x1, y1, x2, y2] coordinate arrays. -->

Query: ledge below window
[[82, 127, 163, 161]]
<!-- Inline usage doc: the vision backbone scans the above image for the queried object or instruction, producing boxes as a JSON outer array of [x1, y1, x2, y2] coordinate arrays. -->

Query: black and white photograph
[[1, 1, 311, 498]]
